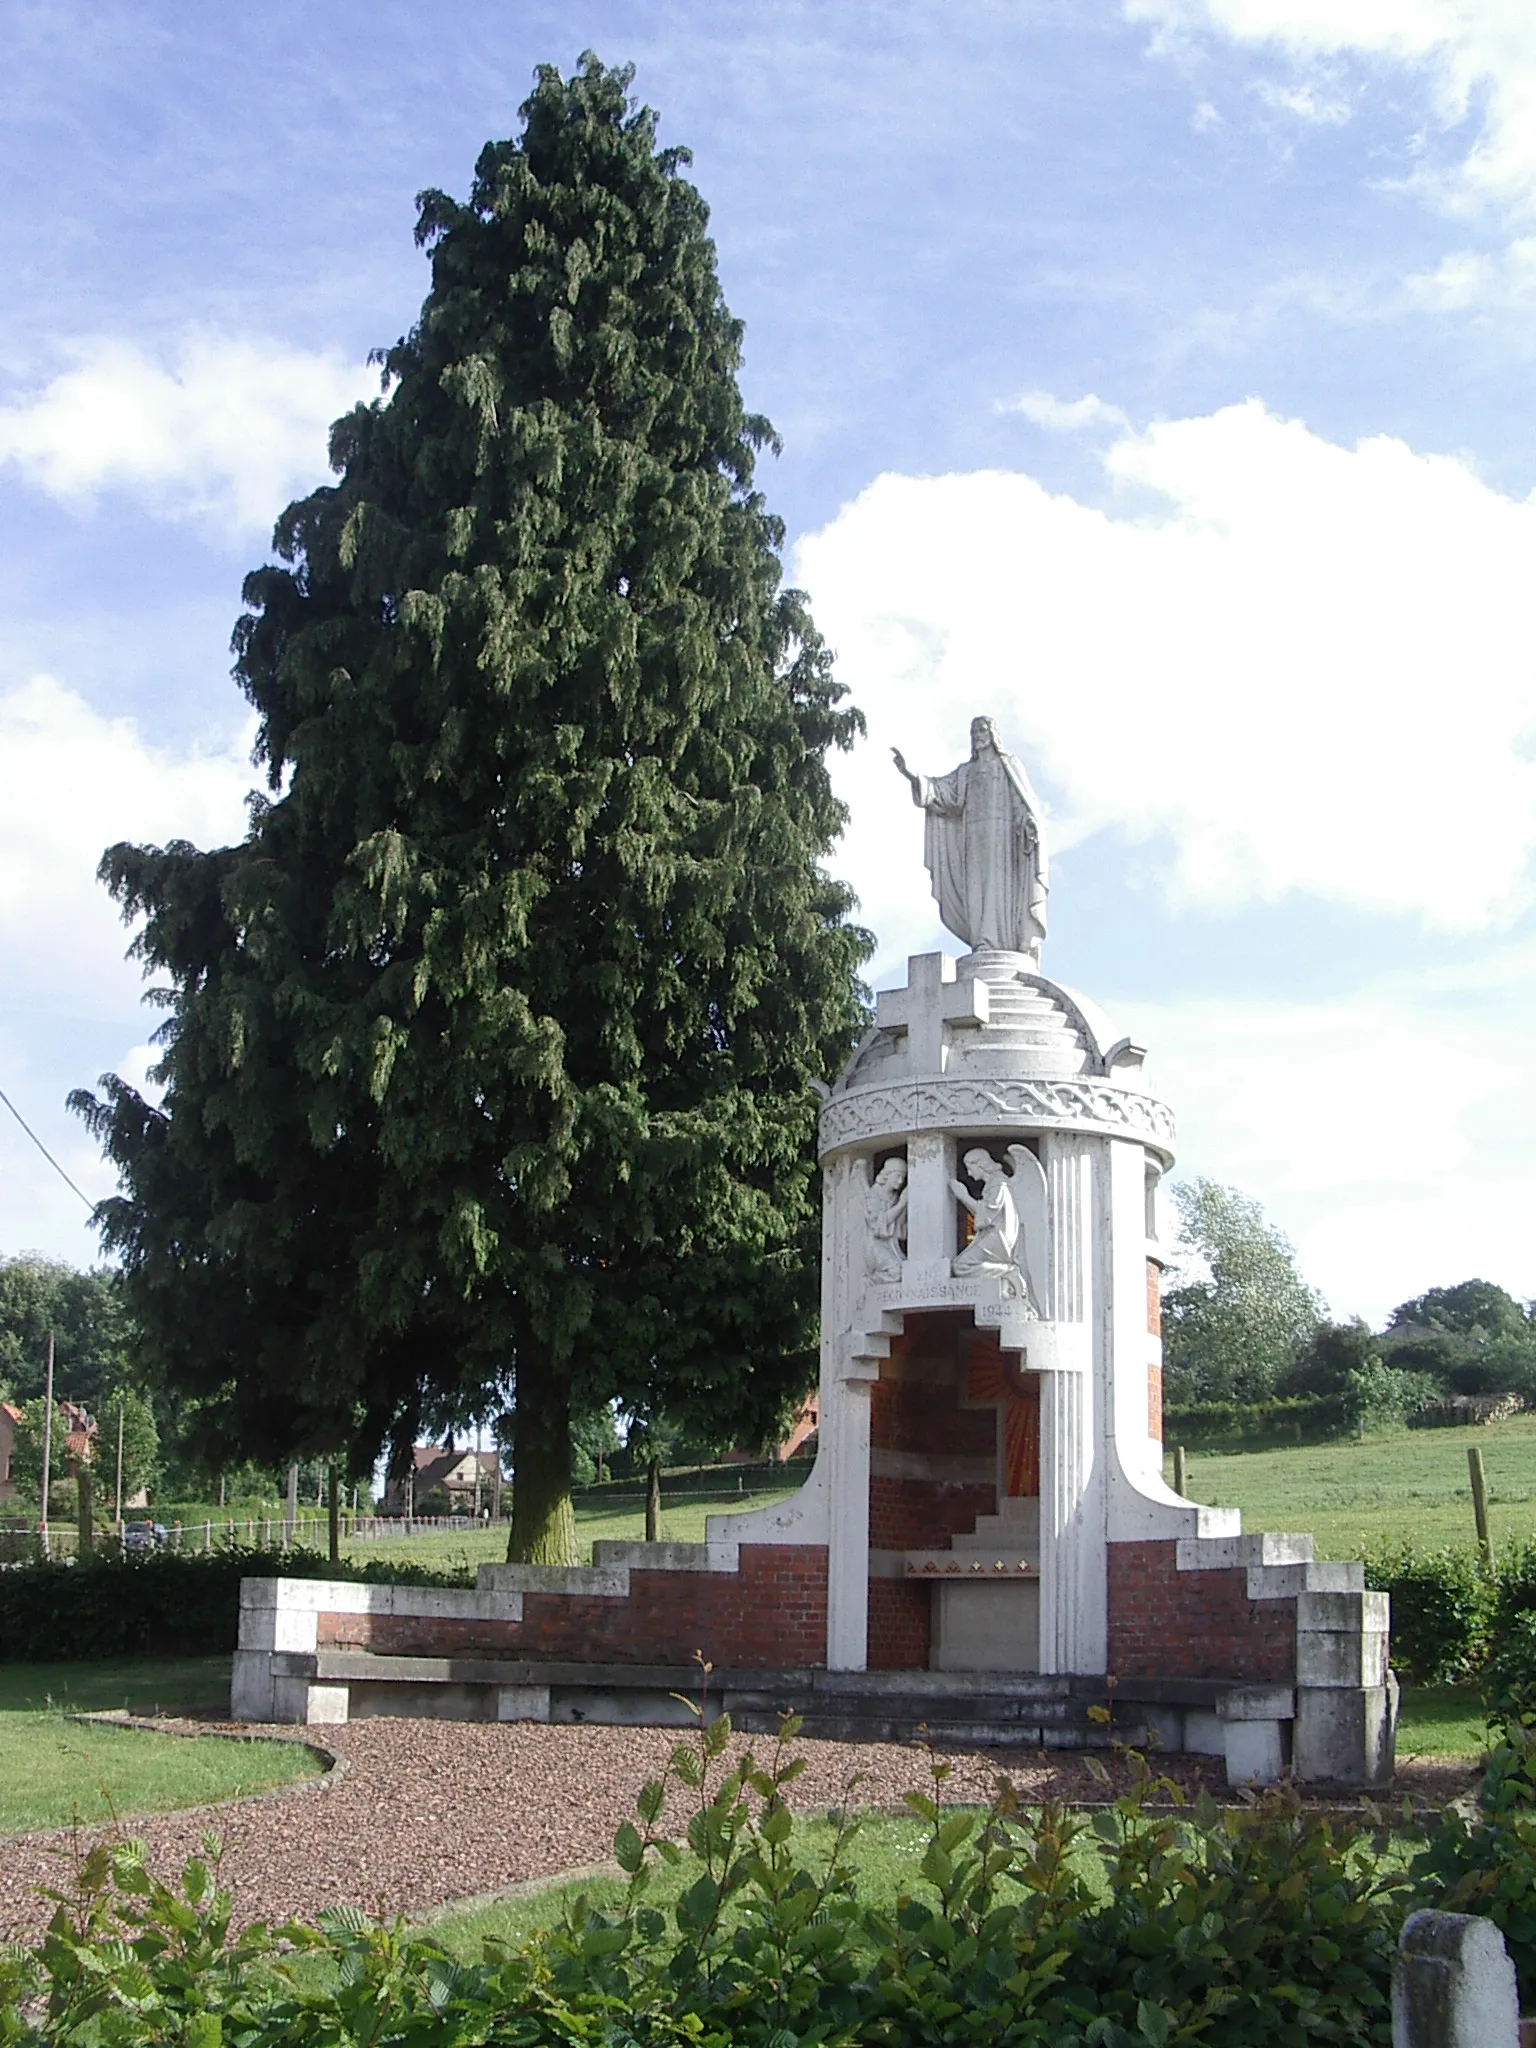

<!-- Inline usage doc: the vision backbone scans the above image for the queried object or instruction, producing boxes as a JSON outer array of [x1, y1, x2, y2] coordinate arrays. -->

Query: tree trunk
[[77, 1465, 94, 1556], [508, 1349, 578, 1564], [328, 1457, 341, 1566], [646, 1456, 661, 1543]]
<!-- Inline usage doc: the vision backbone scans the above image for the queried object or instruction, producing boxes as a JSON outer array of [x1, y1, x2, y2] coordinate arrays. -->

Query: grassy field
[[333, 1482, 800, 1572], [0, 1658, 322, 1836], [1163, 1413, 1536, 1558]]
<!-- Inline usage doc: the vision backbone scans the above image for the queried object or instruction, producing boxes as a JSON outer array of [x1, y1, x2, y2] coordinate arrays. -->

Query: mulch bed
[[0, 1716, 1480, 1943]]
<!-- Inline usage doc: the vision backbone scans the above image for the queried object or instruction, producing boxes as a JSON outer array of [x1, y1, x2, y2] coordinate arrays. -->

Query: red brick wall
[[869, 1475, 995, 1549], [317, 1544, 829, 1670], [1146, 1259, 1162, 1337], [1107, 1541, 1294, 1683], [868, 1577, 930, 1670], [870, 1375, 995, 1457], [1147, 1363, 1163, 1442]]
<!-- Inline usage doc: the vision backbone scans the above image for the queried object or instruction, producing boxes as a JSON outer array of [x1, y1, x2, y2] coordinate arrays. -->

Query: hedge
[[0, 1547, 471, 1662], [1163, 1393, 1348, 1447]]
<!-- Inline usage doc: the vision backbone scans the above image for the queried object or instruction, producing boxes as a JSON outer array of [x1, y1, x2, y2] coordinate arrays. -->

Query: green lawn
[[1163, 1413, 1536, 1559], [0, 1658, 322, 1836], [1395, 1685, 1487, 1760], [334, 1483, 799, 1572]]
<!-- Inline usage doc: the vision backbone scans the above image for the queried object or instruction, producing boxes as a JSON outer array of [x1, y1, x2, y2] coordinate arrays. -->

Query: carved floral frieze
[[819, 1075, 1175, 1160]]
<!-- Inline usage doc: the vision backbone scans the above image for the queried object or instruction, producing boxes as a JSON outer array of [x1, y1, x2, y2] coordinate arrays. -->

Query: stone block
[[304, 1684, 350, 1724], [229, 1649, 274, 1723], [1294, 1683, 1395, 1786], [477, 1562, 629, 1599], [1296, 1589, 1390, 1636], [1247, 1560, 1364, 1601], [1224, 1718, 1287, 1786], [496, 1685, 552, 1723], [1217, 1684, 1295, 1721], [1298, 1624, 1390, 1689], [271, 1675, 313, 1724], [1183, 1709, 1225, 1757], [1393, 1909, 1518, 2048], [1175, 1532, 1314, 1573]]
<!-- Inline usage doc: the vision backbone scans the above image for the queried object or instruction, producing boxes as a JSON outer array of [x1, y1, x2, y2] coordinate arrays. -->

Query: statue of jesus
[[892, 716, 1049, 958]]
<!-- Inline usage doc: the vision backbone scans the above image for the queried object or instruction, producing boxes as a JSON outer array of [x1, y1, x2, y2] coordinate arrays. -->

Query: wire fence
[[2, 1483, 799, 1563]]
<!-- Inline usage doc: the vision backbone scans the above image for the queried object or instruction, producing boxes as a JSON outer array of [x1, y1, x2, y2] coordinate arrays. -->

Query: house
[[0, 1398, 95, 1504], [0, 1402, 19, 1503], [380, 1443, 500, 1516]]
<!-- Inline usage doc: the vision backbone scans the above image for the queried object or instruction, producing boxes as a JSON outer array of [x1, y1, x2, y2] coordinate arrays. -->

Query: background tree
[[7, 1399, 74, 1511], [72, 56, 869, 1565], [93, 1383, 160, 1510], [1380, 1278, 1536, 1400], [1162, 1178, 1324, 1406], [0, 1257, 132, 1408]]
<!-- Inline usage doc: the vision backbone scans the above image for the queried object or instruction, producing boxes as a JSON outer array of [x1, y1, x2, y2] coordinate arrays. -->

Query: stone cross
[[875, 953, 989, 1073]]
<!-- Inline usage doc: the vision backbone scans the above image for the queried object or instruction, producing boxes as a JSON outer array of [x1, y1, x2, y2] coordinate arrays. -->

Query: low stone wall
[[1106, 1532, 1393, 1785]]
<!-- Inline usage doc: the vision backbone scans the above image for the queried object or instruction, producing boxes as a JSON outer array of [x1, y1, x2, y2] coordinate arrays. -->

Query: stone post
[[1392, 1910, 1518, 2048], [1038, 1131, 1097, 1673]]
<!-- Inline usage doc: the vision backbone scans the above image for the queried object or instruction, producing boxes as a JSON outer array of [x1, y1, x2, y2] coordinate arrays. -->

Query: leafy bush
[[1409, 1704, 1536, 2006], [1163, 1392, 1348, 1447], [1341, 1360, 1438, 1432], [0, 1548, 471, 1662], [1360, 1542, 1495, 1683]]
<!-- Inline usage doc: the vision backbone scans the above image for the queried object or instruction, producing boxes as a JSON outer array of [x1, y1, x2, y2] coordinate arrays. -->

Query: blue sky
[[2, 0, 1535, 1322]]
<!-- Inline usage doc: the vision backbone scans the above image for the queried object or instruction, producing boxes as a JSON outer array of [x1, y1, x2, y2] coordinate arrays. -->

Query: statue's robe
[[915, 744, 1048, 954]]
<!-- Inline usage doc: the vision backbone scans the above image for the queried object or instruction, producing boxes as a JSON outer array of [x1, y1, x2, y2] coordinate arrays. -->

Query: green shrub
[[0, 1703, 1406, 2047], [1163, 1393, 1348, 1447], [1360, 1541, 1495, 1683], [1409, 1706, 1536, 2006], [0, 1548, 471, 1662]]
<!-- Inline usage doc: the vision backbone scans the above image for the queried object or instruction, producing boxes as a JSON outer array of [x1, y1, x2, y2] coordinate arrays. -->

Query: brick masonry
[[868, 1577, 931, 1669], [317, 1544, 829, 1669], [1107, 1540, 1295, 1683]]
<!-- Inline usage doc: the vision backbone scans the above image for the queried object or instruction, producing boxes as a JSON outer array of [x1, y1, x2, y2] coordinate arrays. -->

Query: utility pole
[[114, 1400, 124, 1531], [40, 1330, 54, 1559], [491, 1421, 503, 1522], [285, 1461, 298, 1547], [474, 1421, 484, 1520]]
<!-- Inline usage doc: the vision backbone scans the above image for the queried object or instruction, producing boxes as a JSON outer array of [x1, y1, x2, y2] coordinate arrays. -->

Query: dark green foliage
[[1162, 1179, 1323, 1407], [0, 1257, 133, 1409], [1382, 1280, 1536, 1400], [1360, 1543, 1496, 1684], [69, 57, 869, 1559], [1408, 1709, 1536, 2006], [1163, 1392, 1348, 1448], [0, 1549, 469, 1662]]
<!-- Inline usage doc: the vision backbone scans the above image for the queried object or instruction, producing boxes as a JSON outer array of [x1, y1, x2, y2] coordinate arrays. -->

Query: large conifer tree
[[73, 57, 868, 1562]]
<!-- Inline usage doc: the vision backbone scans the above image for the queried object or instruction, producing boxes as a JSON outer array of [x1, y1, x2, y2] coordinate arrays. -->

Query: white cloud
[[1252, 76, 1351, 124], [1404, 235, 1536, 306], [1127, 0, 1536, 221], [1002, 391, 1130, 433], [0, 673, 254, 1015], [0, 334, 375, 536], [1141, 945, 1536, 1320], [797, 397, 1536, 964]]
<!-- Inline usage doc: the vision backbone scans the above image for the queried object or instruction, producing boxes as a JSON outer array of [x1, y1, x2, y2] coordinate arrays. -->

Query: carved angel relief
[[951, 1144, 1048, 1315], [862, 1157, 909, 1281]]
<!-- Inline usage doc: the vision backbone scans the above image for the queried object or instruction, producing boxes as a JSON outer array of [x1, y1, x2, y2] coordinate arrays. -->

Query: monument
[[232, 717, 1392, 1787]]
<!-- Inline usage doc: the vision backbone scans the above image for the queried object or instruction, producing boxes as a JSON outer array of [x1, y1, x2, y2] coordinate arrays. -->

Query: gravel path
[[0, 1717, 1473, 1944]]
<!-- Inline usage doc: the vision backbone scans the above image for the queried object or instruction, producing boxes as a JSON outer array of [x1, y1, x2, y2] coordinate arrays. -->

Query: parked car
[[122, 1520, 168, 1551]]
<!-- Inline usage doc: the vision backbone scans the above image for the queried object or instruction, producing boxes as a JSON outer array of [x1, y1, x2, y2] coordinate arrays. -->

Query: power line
[[0, 1085, 95, 1211]]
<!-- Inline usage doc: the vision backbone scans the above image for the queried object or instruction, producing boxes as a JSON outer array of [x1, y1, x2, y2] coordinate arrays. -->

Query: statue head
[[962, 1146, 999, 1182], [970, 715, 998, 756], [874, 1158, 908, 1189]]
